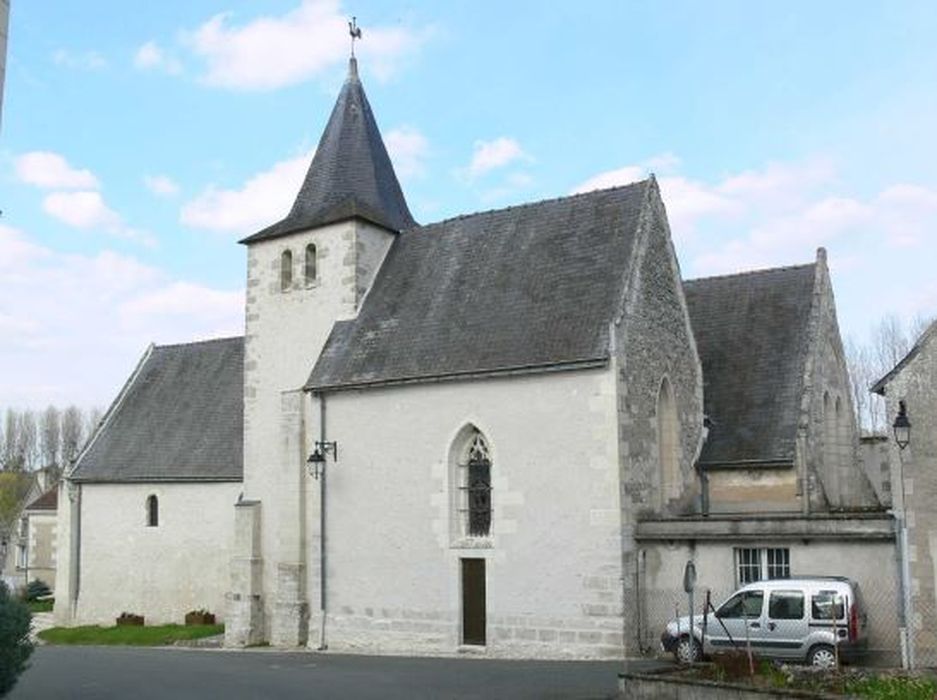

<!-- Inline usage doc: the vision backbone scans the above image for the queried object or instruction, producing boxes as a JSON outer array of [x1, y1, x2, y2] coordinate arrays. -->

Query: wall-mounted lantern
[[307, 440, 338, 480], [893, 400, 911, 451]]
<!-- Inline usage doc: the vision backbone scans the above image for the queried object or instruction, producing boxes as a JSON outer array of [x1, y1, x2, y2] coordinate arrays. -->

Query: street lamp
[[893, 400, 911, 451], [307, 440, 338, 480], [892, 400, 914, 669]]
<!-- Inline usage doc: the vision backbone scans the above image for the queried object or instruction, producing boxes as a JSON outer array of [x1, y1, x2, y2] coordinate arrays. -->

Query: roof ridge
[[154, 335, 244, 350], [416, 179, 651, 231], [685, 261, 815, 285]]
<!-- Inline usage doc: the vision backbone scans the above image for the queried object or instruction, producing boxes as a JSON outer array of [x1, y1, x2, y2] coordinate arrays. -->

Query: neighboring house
[[872, 320, 937, 667], [56, 55, 896, 661], [55, 337, 243, 625], [1, 467, 58, 591]]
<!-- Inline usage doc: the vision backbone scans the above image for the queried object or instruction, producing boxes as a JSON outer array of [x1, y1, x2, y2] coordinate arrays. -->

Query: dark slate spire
[[241, 58, 415, 244]]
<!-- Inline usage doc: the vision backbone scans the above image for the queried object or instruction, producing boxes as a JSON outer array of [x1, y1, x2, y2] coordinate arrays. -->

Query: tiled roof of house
[[306, 180, 650, 391], [25, 488, 57, 511], [71, 337, 244, 482], [241, 58, 415, 243], [685, 263, 816, 467]]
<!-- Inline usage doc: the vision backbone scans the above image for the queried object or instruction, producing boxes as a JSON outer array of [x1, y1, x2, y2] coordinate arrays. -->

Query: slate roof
[[241, 58, 415, 244], [684, 263, 817, 467], [71, 337, 244, 483], [871, 319, 937, 394], [25, 488, 57, 511], [307, 181, 651, 391]]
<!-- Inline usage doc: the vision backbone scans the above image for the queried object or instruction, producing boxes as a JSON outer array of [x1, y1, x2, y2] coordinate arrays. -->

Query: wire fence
[[638, 576, 907, 668]]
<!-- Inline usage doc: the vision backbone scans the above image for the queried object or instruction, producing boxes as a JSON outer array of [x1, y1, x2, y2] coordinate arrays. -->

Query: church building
[[55, 55, 895, 660]]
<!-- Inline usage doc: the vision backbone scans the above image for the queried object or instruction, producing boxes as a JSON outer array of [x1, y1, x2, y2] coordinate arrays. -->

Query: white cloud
[[42, 191, 121, 230], [0, 224, 242, 408], [133, 40, 183, 75], [467, 137, 528, 178], [179, 0, 423, 91], [181, 151, 311, 234], [42, 191, 157, 247], [144, 174, 181, 197], [52, 49, 107, 71], [15, 151, 100, 190], [385, 127, 429, 179]]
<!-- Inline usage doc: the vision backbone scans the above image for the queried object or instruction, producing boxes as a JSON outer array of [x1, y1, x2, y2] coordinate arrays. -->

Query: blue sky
[[1, 1, 936, 409]]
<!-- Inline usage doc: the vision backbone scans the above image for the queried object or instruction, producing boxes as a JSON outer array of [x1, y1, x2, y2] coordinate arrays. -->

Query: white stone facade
[[55, 481, 240, 626]]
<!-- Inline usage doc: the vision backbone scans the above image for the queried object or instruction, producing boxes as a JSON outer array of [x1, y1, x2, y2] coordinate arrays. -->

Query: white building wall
[[305, 365, 623, 658], [73, 481, 240, 625]]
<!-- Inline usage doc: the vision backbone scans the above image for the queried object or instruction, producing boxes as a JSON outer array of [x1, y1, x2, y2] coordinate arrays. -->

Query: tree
[[39, 406, 61, 473], [1, 411, 17, 471], [14, 412, 37, 473], [0, 580, 33, 697], [60, 406, 84, 465]]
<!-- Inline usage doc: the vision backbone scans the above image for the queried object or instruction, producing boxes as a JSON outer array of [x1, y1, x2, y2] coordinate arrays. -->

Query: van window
[[717, 591, 764, 619], [768, 590, 804, 620], [811, 590, 845, 620]]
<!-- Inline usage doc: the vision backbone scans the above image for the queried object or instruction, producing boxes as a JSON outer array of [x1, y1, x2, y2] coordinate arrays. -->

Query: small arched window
[[280, 249, 293, 291], [305, 244, 317, 285], [657, 377, 680, 507], [453, 430, 492, 538], [146, 495, 159, 527]]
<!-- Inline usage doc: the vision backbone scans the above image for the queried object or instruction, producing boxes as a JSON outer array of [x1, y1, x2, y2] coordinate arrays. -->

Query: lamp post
[[893, 401, 914, 669]]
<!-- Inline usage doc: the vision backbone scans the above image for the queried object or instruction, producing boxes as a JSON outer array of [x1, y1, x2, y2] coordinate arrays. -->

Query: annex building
[[54, 56, 898, 660]]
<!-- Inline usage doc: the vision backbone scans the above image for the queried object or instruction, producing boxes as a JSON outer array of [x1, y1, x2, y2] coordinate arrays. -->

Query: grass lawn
[[38, 624, 224, 646], [28, 599, 54, 613]]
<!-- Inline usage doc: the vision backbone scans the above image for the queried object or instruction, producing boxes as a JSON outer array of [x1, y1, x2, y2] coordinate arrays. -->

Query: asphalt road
[[9, 647, 669, 699]]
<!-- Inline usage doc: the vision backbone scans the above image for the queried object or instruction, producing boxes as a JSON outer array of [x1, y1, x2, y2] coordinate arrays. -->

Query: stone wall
[[63, 481, 240, 626], [615, 179, 705, 655], [239, 218, 394, 644], [859, 435, 891, 508], [305, 366, 623, 658], [878, 323, 937, 666]]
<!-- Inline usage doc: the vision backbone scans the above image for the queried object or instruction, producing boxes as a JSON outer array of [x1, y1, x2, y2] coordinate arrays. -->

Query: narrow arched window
[[305, 244, 317, 285], [280, 249, 293, 291], [454, 431, 492, 538], [657, 377, 680, 507], [146, 495, 159, 527]]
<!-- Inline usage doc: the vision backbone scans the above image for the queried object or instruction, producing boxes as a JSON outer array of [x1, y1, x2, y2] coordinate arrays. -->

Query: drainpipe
[[67, 479, 82, 620], [317, 393, 328, 651]]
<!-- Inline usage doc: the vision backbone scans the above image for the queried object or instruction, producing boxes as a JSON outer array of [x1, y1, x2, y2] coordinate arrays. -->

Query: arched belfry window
[[657, 377, 680, 507], [455, 430, 492, 538], [146, 495, 159, 527], [305, 244, 317, 285], [280, 249, 293, 291]]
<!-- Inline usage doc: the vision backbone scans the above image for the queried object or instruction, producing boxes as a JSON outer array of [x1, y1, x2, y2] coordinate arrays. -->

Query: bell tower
[[226, 52, 415, 647]]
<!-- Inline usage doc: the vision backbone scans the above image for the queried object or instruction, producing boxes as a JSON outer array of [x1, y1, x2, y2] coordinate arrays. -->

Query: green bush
[[0, 581, 34, 697], [24, 580, 51, 602]]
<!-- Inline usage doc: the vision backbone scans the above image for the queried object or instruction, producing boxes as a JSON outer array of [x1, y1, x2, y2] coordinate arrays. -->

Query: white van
[[660, 577, 868, 668]]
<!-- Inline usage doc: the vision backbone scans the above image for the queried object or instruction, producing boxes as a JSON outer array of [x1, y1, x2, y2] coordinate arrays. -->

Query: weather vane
[[349, 17, 363, 58]]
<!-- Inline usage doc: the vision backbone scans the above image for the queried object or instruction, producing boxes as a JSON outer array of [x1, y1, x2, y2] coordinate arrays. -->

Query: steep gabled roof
[[241, 58, 414, 244], [307, 181, 651, 391], [71, 337, 244, 483], [871, 319, 937, 395], [685, 263, 816, 466]]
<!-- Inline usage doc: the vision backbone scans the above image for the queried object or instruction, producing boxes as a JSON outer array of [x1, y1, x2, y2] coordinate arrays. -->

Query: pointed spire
[[242, 58, 415, 244]]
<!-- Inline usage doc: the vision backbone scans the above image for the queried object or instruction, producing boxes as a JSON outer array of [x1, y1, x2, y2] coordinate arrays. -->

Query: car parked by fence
[[661, 576, 868, 668]]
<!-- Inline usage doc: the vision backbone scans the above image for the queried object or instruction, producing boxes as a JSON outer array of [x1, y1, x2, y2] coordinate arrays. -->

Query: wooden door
[[461, 558, 486, 645]]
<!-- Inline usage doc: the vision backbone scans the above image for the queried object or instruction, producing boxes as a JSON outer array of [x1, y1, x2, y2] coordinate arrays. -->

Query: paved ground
[[9, 646, 670, 699], [28, 611, 54, 642]]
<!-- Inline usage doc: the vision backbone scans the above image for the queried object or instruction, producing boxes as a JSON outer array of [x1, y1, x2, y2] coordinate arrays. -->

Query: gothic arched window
[[454, 431, 492, 538], [657, 377, 680, 507], [146, 494, 159, 527], [305, 244, 317, 285], [280, 249, 293, 291]]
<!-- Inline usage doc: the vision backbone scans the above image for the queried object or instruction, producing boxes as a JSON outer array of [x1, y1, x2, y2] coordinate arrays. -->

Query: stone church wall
[[614, 182, 705, 655], [305, 366, 624, 658], [69, 481, 240, 625], [241, 219, 394, 642]]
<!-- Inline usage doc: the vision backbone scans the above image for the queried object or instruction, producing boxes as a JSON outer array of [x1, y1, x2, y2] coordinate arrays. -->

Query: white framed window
[[735, 547, 790, 585], [16, 544, 27, 568]]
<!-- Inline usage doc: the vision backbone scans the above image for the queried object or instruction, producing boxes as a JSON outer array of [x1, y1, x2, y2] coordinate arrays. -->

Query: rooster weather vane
[[349, 17, 363, 58]]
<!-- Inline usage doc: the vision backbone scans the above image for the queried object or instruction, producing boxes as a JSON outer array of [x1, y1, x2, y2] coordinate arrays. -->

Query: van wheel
[[675, 636, 701, 664], [807, 644, 836, 669]]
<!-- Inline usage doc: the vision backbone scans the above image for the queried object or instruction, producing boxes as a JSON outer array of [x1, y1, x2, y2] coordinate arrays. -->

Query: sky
[[1, 0, 936, 410]]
